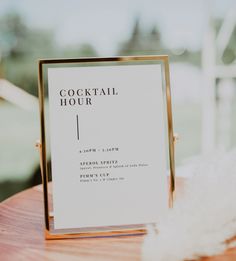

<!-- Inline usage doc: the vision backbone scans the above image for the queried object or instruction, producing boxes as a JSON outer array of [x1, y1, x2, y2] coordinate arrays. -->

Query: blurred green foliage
[[118, 18, 201, 66], [0, 13, 97, 96], [0, 13, 56, 95], [1, 13, 235, 97]]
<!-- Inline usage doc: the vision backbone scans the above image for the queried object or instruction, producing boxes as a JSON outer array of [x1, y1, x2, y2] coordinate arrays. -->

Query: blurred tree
[[118, 17, 163, 55], [62, 43, 97, 57], [117, 17, 201, 66], [0, 12, 98, 97], [0, 13, 28, 58], [78, 43, 97, 57], [0, 13, 56, 59], [0, 13, 56, 96]]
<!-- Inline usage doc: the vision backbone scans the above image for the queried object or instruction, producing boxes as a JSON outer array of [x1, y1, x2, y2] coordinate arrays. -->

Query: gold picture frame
[[37, 55, 176, 239]]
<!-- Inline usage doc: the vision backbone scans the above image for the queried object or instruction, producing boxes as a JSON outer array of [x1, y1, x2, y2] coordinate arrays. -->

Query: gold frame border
[[37, 55, 175, 239]]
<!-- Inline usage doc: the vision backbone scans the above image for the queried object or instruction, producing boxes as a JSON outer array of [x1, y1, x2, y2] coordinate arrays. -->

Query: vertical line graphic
[[76, 114, 80, 141]]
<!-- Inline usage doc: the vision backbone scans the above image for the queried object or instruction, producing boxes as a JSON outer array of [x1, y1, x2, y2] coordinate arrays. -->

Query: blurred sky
[[0, 0, 235, 54]]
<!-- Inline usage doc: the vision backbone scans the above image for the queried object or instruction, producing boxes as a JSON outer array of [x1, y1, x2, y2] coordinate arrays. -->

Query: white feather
[[142, 150, 236, 261]]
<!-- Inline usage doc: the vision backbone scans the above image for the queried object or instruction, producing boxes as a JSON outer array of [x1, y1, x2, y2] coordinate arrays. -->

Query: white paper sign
[[48, 64, 168, 229]]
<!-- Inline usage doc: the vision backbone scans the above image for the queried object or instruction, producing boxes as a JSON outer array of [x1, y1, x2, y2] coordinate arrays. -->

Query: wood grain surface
[[0, 178, 235, 261]]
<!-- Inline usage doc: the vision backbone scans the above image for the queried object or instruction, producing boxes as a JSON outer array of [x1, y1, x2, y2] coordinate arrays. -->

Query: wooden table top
[[0, 179, 235, 261]]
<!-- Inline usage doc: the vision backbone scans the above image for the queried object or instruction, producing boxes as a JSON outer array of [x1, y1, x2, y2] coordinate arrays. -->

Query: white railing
[[0, 79, 38, 111]]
